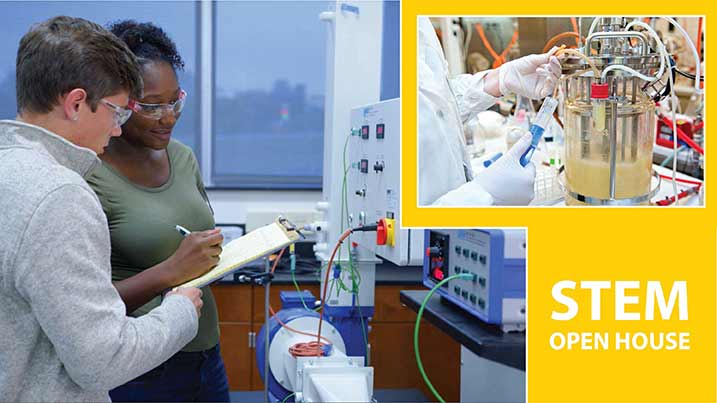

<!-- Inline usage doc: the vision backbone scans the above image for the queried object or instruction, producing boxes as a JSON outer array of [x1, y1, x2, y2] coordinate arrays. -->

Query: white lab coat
[[418, 17, 501, 206]]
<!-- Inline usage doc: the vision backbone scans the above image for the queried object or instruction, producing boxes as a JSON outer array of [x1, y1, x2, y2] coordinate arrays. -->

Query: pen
[[175, 225, 191, 237]]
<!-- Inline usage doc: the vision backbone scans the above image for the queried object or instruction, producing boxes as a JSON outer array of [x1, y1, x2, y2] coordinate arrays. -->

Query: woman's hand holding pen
[[164, 229, 224, 286]]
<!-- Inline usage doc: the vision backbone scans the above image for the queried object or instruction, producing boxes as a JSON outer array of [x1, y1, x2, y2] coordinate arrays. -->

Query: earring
[[71, 115, 78, 121]]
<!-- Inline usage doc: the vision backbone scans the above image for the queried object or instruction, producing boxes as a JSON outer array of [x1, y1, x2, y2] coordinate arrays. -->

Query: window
[[0, 1, 200, 154], [0, 1, 400, 190], [212, 1, 330, 189]]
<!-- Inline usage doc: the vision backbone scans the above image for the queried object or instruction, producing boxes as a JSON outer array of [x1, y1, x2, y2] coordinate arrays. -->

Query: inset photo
[[407, 227, 527, 402], [418, 17, 704, 206]]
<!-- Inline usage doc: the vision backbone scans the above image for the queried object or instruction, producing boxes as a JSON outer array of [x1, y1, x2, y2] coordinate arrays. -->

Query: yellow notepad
[[179, 217, 303, 289]]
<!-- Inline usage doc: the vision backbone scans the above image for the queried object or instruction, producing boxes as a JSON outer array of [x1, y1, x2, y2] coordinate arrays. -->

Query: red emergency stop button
[[376, 219, 387, 245]]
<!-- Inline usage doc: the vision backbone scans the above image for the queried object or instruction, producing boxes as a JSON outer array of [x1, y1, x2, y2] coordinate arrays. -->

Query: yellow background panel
[[402, 1, 715, 401]]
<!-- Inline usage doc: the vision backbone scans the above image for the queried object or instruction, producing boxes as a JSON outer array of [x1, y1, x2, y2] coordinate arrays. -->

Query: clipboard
[[179, 217, 304, 289]]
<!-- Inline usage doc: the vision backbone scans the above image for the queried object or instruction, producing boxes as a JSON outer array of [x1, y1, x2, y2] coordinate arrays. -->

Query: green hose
[[660, 145, 687, 167], [414, 273, 473, 403]]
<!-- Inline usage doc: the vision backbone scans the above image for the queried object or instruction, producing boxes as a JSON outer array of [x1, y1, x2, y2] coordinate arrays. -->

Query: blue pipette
[[519, 96, 559, 167], [483, 152, 503, 168]]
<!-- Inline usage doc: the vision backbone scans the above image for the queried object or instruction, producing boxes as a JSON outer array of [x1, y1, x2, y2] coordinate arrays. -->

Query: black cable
[[353, 224, 378, 232], [650, 57, 677, 103], [674, 68, 704, 82]]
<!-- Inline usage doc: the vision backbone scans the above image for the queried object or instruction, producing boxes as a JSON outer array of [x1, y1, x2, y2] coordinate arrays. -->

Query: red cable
[[289, 341, 325, 357], [659, 116, 704, 155], [656, 185, 701, 206], [266, 247, 332, 357], [269, 248, 285, 274], [316, 229, 353, 356], [269, 305, 332, 344], [658, 174, 702, 186]]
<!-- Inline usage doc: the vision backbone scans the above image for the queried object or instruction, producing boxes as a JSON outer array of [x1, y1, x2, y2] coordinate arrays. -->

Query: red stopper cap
[[591, 83, 609, 99]]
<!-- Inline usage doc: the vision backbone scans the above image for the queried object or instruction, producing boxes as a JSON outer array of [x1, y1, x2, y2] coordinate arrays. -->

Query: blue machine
[[256, 291, 369, 402], [323, 300, 373, 359], [423, 229, 526, 331], [257, 291, 324, 402]]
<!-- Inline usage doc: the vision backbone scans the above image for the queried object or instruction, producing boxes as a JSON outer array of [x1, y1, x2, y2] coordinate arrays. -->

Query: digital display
[[428, 231, 450, 288], [361, 125, 369, 140], [360, 159, 369, 173], [376, 123, 385, 139]]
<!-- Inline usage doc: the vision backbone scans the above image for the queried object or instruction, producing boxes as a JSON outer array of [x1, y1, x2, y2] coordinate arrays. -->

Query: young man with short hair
[[0, 16, 205, 402]]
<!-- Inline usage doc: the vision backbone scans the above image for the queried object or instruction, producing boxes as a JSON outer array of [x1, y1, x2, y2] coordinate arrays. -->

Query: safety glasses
[[100, 99, 133, 127], [128, 89, 187, 120]]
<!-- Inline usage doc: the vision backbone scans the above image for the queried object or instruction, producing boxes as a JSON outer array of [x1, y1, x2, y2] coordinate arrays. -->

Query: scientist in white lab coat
[[419, 17, 561, 206]]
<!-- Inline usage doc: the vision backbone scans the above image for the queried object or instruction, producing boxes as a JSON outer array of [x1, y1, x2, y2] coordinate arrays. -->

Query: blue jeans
[[109, 344, 230, 402]]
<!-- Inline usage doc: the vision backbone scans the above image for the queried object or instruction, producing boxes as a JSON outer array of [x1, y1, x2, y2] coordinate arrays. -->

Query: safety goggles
[[100, 99, 133, 127], [128, 89, 187, 120]]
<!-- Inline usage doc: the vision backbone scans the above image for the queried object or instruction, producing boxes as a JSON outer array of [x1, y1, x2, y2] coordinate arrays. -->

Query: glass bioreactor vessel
[[560, 17, 665, 205]]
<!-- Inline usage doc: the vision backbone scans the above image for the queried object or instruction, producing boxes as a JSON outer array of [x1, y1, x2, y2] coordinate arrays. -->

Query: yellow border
[[402, 3, 715, 402]]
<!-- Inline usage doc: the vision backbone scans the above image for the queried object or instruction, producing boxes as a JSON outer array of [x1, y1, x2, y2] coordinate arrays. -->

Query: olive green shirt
[[86, 140, 219, 352]]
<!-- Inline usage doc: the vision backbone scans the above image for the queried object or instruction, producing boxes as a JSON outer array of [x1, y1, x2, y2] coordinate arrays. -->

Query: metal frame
[[561, 22, 662, 206], [559, 169, 662, 205], [199, 0, 214, 186]]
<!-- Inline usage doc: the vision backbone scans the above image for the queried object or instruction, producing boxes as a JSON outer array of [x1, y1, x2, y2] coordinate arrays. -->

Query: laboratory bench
[[399, 290, 526, 371]]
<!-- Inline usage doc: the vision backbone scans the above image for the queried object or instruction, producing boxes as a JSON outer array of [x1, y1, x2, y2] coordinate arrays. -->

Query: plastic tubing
[[660, 115, 704, 155], [658, 174, 702, 186], [696, 17, 702, 62], [553, 68, 591, 98], [666, 45, 680, 205], [476, 23, 518, 68], [570, 17, 581, 46], [266, 248, 333, 346], [414, 272, 474, 403], [315, 228, 353, 354], [601, 64, 658, 82], [625, 20, 667, 81], [659, 17, 702, 95], [558, 48, 600, 77], [543, 32, 582, 53], [597, 21, 669, 82], [586, 17, 600, 39]]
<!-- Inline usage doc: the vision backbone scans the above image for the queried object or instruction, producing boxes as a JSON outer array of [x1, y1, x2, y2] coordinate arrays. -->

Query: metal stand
[[608, 100, 618, 199], [236, 262, 275, 403], [263, 258, 271, 403], [558, 168, 661, 205]]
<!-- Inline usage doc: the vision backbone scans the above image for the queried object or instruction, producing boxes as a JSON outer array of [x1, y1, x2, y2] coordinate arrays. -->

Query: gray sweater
[[0, 120, 199, 402]]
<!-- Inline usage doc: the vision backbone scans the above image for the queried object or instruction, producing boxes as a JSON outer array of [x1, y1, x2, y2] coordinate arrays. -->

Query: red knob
[[376, 219, 387, 245]]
